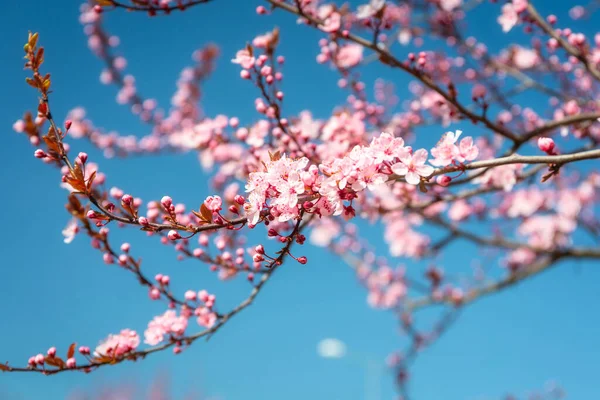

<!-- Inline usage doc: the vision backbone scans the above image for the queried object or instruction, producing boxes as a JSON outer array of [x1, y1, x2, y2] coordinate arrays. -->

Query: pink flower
[[204, 195, 223, 212], [335, 44, 363, 69], [94, 329, 140, 358], [512, 0, 528, 13], [391, 149, 434, 185], [498, 3, 519, 33], [144, 310, 188, 346], [356, 0, 385, 19], [252, 32, 276, 49], [62, 219, 79, 244], [513, 46, 539, 69], [231, 49, 255, 69], [448, 200, 472, 221], [564, 100, 581, 116], [440, 0, 462, 12], [458, 136, 479, 161], [474, 164, 522, 192], [430, 130, 461, 167], [196, 307, 217, 328], [318, 6, 341, 33]]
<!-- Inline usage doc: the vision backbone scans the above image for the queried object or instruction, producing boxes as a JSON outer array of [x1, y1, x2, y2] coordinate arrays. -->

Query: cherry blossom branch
[[515, 112, 600, 145], [265, 0, 520, 142], [426, 148, 600, 179], [526, 2, 600, 83], [5, 213, 310, 374]]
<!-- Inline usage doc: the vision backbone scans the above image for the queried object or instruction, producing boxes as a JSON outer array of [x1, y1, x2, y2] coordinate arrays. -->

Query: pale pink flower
[[448, 200, 472, 222], [95, 329, 140, 358], [231, 49, 255, 69], [204, 195, 223, 213], [513, 0, 528, 13], [318, 6, 341, 33], [505, 248, 536, 271], [513, 46, 539, 69], [474, 164, 522, 192], [356, 0, 385, 19], [498, 3, 519, 33], [440, 0, 462, 12], [391, 149, 434, 185], [144, 310, 188, 346], [252, 32, 276, 48], [458, 136, 479, 161], [62, 219, 79, 244], [196, 307, 217, 328], [430, 130, 461, 166], [335, 44, 364, 69], [519, 215, 576, 249]]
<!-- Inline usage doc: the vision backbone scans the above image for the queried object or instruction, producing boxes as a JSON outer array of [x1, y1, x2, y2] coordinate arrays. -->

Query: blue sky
[[1, 1, 599, 399]]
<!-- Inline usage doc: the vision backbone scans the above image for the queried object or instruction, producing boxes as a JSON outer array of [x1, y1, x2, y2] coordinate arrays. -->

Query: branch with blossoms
[[8, 1, 600, 399], [4, 32, 311, 374]]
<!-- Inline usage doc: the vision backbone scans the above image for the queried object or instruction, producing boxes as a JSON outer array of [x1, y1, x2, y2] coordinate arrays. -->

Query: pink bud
[[173, 346, 182, 354], [77, 152, 88, 163], [161, 196, 173, 209], [34, 354, 45, 365], [86, 210, 98, 219], [120, 243, 130, 252], [149, 287, 161, 300], [253, 253, 264, 262], [198, 290, 209, 302], [47, 347, 56, 357], [241, 70, 251, 79], [436, 175, 452, 187], [185, 290, 197, 301], [65, 120, 73, 130], [28, 357, 36, 366], [161, 275, 170, 285], [255, 244, 265, 254], [78, 346, 90, 355], [121, 194, 133, 205], [268, 228, 278, 237], [256, 5, 267, 14], [103, 253, 114, 264], [234, 195, 245, 205], [537, 137, 555, 153], [297, 256, 307, 265], [168, 230, 181, 240], [66, 358, 76, 368], [138, 216, 149, 226], [247, 273, 255, 282], [34, 149, 47, 159]]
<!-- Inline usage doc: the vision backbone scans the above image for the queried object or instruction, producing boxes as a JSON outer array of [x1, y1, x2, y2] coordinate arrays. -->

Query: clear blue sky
[[1, 1, 599, 399]]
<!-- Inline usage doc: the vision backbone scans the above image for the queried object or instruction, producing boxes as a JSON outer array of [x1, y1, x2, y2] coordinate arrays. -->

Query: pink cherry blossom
[[391, 149, 434, 185], [94, 329, 140, 358], [498, 3, 519, 33], [356, 0, 385, 19], [231, 49, 255, 69], [335, 44, 364, 69]]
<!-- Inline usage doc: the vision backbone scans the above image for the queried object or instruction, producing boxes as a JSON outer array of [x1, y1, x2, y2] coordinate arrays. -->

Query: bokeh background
[[1, 1, 599, 399]]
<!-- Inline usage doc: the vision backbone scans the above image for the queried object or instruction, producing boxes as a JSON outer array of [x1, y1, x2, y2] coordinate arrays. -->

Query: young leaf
[[67, 342, 76, 359]]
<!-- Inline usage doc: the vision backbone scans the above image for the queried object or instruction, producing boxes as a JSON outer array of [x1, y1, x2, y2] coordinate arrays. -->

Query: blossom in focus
[[94, 329, 140, 358]]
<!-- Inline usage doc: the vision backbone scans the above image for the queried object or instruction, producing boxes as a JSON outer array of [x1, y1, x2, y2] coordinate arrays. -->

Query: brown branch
[[527, 2, 600, 82], [265, 0, 520, 142], [6, 214, 312, 374]]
